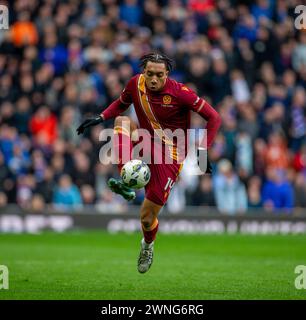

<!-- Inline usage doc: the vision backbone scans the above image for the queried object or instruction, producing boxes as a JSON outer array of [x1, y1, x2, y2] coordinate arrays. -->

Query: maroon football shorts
[[128, 127, 184, 206], [145, 162, 183, 206]]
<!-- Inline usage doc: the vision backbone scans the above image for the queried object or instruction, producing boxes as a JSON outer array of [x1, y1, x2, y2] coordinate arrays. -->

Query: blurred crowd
[[0, 0, 305, 214]]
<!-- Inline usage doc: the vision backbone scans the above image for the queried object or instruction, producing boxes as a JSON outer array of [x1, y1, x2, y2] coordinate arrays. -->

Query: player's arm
[[180, 86, 222, 172], [76, 79, 134, 135]]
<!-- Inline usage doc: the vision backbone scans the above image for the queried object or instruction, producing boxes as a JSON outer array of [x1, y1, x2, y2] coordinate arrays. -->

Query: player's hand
[[76, 115, 103, 135]]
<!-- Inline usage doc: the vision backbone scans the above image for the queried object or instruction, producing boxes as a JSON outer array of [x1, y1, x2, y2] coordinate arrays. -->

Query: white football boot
[[137, 238, 154, 273]]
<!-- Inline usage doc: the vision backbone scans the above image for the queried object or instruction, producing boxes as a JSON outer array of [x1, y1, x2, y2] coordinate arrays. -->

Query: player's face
[[143, 61, 169, 91]]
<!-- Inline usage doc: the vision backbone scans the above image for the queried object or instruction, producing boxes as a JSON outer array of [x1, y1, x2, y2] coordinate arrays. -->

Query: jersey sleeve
[[179, 85, 206, 113], [179, 84, 221, 148], [119, 77, 134, 105]]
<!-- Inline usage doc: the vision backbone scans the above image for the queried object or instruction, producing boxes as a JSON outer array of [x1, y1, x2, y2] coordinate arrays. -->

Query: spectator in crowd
[[31, 194, 46, 212], [8, 144, 31, 176], [59, 106, 80, 146], [36, 166, 55, 204], [230, 69, 250, 104], [29, 105, 58, 146], [214, 159, 248, 214], [0, 151, 10, 191], [262, 167, 294, 213], [289, 87, 306, 151], [10, 11, 38, 47], [235, 131, 253, 179], [292, 33, 306, 72], [39, 32, 68, 76], [80, 184, 96, 205], [247, 176, 262, 209], [13, 97, 32, 135], [191, 175, 216, 206], [16, 174, 36, 209], [96, 189, 127, 213], [265, 132, 290, 170], [253, 138, 267, 177], [53, 174, 82, 211], [120, 0, 143, 27], [72, 150, 96, 188], [293, 144, 306, 173], [294, 173, 306, 208], [0, 192, 8, 208], [211, 58, 231, 105]]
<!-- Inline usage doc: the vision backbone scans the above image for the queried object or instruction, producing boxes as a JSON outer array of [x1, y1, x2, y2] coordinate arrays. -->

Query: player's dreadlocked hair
[[139, 53, 174, 72]]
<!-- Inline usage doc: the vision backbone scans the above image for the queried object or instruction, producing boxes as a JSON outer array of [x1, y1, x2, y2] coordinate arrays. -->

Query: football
[[120, 159, 151, 189]]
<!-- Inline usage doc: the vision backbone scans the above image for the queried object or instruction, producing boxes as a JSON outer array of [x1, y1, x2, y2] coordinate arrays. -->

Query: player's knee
[[114, 116, 130, 127], [141, 218, 154, 230], [140, 209, 155, 229]]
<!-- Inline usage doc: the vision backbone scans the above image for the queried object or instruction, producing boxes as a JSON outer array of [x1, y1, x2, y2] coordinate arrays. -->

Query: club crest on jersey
[[162, 95, 173, 107], [163, 95, 172, 104]]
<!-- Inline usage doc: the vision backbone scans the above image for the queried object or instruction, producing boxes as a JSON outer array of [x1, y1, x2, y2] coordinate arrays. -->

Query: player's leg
[[107, 116, 138, 201], [137, 198, 162, 273], [137, 162, 182, 273], [113, 115, 138, 171]]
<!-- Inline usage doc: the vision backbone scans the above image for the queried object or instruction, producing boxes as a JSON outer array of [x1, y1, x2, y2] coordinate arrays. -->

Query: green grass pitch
[[0, 231, 306, 300]]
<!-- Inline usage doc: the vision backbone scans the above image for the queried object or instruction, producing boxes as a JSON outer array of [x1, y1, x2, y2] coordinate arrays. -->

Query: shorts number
[[164, 177, 175, 191]]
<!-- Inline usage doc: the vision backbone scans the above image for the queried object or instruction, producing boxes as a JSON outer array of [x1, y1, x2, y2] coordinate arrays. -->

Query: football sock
[[141, 238, 154, 249], [142, 219, 159, 244], [113, 126, 132, 172]]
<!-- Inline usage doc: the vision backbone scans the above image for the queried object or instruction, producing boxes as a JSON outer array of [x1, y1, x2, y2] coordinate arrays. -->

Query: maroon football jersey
[[119, 74, 208, 161], [119, 74, 204, 135]]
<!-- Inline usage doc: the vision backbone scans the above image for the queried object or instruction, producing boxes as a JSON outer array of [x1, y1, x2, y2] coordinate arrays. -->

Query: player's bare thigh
[[114, 116, 138, 138], [140, 198, 162, 229]]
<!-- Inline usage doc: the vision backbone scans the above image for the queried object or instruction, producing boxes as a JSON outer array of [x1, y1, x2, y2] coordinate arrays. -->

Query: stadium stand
[[0, 0, 305, 214]]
